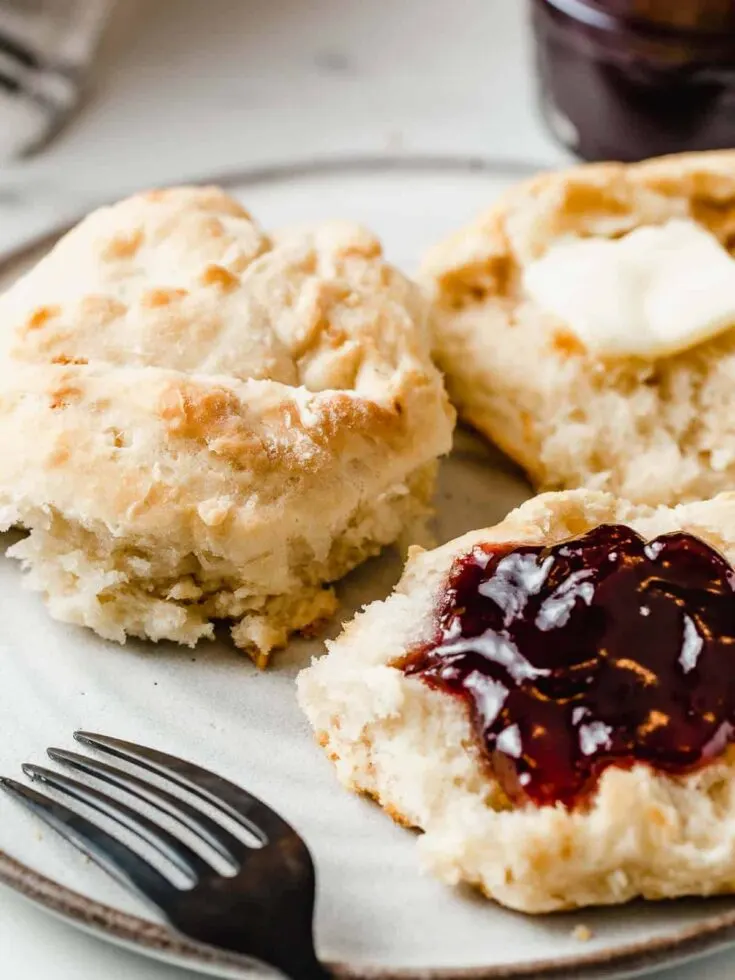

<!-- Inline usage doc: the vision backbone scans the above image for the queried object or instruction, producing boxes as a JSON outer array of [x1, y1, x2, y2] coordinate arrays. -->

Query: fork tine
[[47, 747, 246, 868], [75, 732, 293, 843], [0, 777, 176, 907], [22, 764, 212, 884]]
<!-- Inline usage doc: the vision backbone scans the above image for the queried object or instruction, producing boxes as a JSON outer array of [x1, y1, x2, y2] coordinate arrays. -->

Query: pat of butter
[[523, 219, 735, 359]]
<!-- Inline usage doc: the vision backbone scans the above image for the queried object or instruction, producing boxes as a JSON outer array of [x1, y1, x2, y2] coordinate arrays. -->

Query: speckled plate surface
[[1, 157, 735, 980]]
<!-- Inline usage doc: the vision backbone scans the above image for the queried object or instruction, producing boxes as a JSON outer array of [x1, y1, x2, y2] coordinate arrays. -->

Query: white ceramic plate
[[2, 157, 735, 980]]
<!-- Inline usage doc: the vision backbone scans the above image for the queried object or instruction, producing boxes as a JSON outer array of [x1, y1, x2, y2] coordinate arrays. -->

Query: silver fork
[[0, 732, 330, 980]]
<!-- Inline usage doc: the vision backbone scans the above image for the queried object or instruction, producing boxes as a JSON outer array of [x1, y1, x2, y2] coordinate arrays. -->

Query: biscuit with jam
[[299, 489, 735, 911]]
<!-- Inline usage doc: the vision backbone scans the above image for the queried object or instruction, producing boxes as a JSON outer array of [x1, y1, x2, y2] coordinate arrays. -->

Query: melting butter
[[524, 219, 735, 359]]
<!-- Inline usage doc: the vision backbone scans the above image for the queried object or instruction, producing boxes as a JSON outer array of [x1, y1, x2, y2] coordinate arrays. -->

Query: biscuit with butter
[[0, 186, 454, 664], [299, 488, 735, 911], [423, 151, 735, 506]]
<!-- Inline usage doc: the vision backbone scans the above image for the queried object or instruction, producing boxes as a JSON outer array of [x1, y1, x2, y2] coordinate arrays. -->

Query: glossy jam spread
[[404, 524, 735, 808]]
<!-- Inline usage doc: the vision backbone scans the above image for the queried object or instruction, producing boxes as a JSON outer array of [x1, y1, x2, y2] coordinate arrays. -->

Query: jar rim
[[538, 0, 735, 38]]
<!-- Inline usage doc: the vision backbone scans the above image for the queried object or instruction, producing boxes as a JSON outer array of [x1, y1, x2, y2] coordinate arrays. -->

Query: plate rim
[[2, 151, 735, 980], [0, 151, 546, 270], [4, 847, 735, 980]]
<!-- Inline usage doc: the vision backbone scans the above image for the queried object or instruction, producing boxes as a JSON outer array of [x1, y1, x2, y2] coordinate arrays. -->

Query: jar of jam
[[530, 0, 735, 161]]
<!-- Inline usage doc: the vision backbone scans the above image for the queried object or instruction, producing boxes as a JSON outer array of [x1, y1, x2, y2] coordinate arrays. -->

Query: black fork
[[0, 733, 330, 980]]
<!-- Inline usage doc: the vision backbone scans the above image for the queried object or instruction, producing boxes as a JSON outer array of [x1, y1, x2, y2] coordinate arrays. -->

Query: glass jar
[[530, 0, 735, 161]]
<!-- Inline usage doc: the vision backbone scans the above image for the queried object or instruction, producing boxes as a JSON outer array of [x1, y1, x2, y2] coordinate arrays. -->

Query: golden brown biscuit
[[0, 187, 455, 664]]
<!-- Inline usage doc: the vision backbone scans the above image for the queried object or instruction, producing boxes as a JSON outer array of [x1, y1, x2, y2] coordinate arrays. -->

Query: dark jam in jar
[[403, 524, 735, 808], [531, 0, 735, 161]]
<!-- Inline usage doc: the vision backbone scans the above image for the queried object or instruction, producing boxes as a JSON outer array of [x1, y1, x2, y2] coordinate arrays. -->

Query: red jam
[[403, 524, 735, 808]]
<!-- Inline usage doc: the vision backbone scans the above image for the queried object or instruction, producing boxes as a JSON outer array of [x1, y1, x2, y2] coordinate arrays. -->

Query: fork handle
[[273, 948, 333, 980]]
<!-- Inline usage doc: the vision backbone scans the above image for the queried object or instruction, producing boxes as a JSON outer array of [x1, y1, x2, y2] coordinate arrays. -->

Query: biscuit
[[0, 187, 455, 664], [299, 489, 735, 911], [423, 151, 735, 506]]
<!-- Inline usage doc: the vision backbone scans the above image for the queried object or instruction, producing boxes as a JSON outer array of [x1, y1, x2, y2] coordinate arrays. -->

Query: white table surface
[[0, 2, 734, 978]]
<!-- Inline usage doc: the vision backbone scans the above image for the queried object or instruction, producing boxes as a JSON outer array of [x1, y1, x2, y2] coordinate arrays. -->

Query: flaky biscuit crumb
[[423, 150, 735, 507]]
